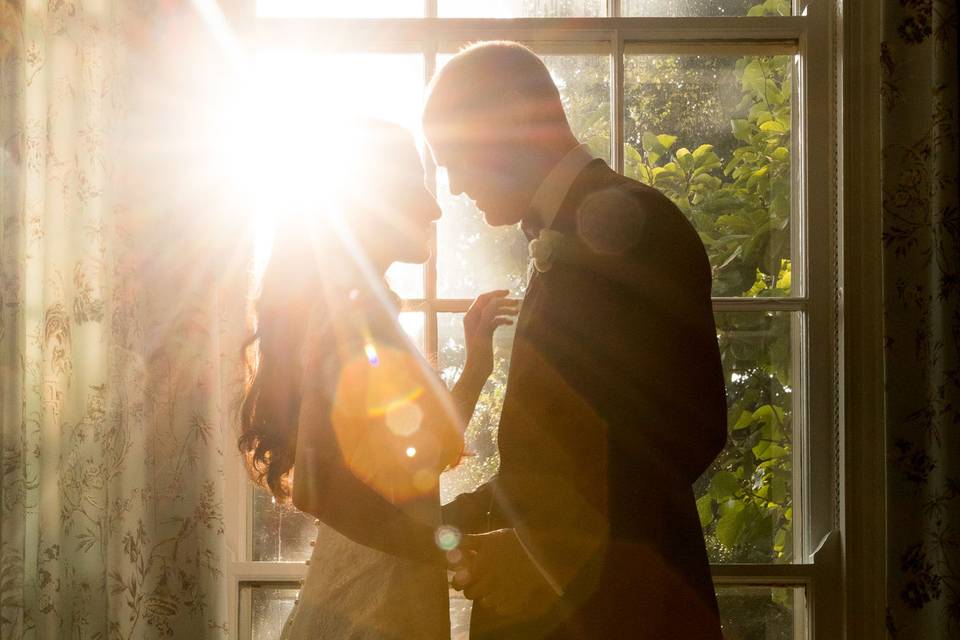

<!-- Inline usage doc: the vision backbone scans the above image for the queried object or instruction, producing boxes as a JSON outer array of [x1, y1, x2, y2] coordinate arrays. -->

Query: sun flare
[[211, 48, 426, 282]]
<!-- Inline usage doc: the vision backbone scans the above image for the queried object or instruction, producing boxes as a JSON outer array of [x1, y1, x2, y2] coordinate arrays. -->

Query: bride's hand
[[462, 290, 519, 378]]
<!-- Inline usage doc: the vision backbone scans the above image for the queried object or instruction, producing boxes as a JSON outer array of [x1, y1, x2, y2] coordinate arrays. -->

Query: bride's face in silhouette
[[343, 130, 441, 270]]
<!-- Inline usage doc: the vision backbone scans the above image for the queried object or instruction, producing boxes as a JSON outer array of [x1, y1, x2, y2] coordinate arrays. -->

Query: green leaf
[[692, 143, 714, 160], [760, 120, 786, 133], [776, 260, 792, 290], [770, 476, 788, 504], [656, 134, 678, 150], [709, 470, 740, 500], [715, 501, 747, 548], [641, 131, 663, 164], [731, 118, 752, 142], [740, 60, 766, 95], [696, 495, 714, 528], [772, 146, 790, 161], [733, 409, 755, 430]]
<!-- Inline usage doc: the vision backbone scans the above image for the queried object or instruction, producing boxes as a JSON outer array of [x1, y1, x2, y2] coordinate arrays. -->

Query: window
[[222, 2, 839, 638]]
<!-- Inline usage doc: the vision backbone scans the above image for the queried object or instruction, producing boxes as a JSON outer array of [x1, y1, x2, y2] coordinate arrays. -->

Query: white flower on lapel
[[529, 229, 564, 273]]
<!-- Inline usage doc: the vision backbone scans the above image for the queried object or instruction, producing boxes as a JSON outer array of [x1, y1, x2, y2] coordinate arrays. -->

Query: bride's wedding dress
[[279, 491, 450, 639]]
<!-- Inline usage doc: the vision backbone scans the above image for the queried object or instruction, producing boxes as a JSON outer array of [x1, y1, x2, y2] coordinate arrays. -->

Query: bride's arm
[[441, 290, 518, 533], [290, 290, 515, 561], [292, 387, 447, 566], [449, 290, 519, 425]]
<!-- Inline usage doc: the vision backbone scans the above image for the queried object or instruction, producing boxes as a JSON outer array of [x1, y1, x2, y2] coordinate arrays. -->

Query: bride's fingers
[[489, 298, 520, 313], [474, 289, 510, 310], [481, 303, 519, 326]]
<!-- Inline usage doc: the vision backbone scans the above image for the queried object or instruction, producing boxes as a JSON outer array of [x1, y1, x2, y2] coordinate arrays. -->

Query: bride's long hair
[[237, 120, 411, 503]]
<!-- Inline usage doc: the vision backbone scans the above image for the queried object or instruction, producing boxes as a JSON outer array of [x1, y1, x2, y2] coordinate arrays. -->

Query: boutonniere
[[528, 229, 566, 273]]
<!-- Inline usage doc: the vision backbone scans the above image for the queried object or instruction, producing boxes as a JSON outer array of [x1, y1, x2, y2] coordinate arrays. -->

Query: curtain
[[882, 0, 959, 637], [1, 1, 246, 638]]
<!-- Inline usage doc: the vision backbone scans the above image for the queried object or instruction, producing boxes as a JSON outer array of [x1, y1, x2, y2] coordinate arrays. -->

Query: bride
[[237, 120, 517, 639]]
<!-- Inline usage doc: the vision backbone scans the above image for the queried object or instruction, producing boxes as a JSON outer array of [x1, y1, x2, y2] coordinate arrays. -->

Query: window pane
[[622, 0, 792, 17], [436, 52, 610, 298], [697, 311, 796, 564], [439, 0, 604, 17], [399, 310, 426, 353], [252, 485, 316, 562], [241, 583, 298, 640], [438, 313, 516, 504], [716, 585, 804, 639], [257, 1, 423, 17], [389, 262, 425, 300], [623, 52, 795, 298], [450, 589, 473, 640]]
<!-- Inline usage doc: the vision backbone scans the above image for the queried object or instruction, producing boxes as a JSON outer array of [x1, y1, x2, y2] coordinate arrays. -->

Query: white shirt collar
[[527, 143, 595, 230]]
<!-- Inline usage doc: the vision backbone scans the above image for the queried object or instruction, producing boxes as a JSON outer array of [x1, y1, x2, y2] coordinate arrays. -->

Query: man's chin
[[481, 208, 522, 228], [397, 246, 431, 266]]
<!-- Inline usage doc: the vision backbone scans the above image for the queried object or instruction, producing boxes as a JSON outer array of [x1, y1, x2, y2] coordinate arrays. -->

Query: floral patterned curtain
[[882, 0, 959, 637], [0, 2, 245, 638]]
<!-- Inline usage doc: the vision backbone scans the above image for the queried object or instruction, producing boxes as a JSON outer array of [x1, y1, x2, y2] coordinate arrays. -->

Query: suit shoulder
[[574, 183, 650, 255]]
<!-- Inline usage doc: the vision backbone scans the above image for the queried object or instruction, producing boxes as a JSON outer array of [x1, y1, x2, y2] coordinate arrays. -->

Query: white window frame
[[218, 1, 857, 638]]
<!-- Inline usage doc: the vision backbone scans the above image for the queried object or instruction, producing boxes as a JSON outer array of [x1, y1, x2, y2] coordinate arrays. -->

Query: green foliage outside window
[[624, 49, 795, 565]]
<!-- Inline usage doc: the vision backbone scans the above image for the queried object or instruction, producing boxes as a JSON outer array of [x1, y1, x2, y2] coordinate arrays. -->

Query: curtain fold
[[1, 2, 246, 638], [882, 0, 959, 637]]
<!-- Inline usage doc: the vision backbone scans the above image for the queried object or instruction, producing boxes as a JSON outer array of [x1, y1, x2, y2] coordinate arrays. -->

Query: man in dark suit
[[423, 41, 728, 639]]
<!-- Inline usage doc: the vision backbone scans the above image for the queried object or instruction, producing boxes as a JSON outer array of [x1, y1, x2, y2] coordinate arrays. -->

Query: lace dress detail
[[279, 495, 449, 640]]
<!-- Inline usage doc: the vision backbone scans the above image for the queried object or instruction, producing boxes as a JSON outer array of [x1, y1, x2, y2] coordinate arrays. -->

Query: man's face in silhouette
[[426, 115, 540, 228]]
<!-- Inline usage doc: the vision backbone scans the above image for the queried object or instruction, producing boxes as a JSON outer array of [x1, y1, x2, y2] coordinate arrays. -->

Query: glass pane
[[439, 0, 604, 17], [438, 313, 516, 504], [398, 311, 426, 353], [623, 53, 795, 297], [716, 585, 804, 639], [622, 0, 792, 17], [696, 311, 796, 564], [252, 485, 316, 562], [450, 589, 472, 640], [242, 583, 299, 640], [436, 52, 610, 298], [388, 262, 424, 300], [257, 0, 422, 17]]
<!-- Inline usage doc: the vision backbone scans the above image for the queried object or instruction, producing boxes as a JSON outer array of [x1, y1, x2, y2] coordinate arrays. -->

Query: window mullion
[[253, 17, 807, 51], [611, 28, 624, 173]]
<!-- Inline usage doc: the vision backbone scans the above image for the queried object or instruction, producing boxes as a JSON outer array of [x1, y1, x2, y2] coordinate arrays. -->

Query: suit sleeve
[[441, 481, 508, 533]]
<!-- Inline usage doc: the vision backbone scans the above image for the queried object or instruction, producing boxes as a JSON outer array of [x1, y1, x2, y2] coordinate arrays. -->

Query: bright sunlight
[[211, 48, 425, 287]]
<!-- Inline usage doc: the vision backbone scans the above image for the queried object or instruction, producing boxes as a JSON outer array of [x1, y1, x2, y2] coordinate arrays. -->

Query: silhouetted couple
[[239, 41, 727, 640]]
